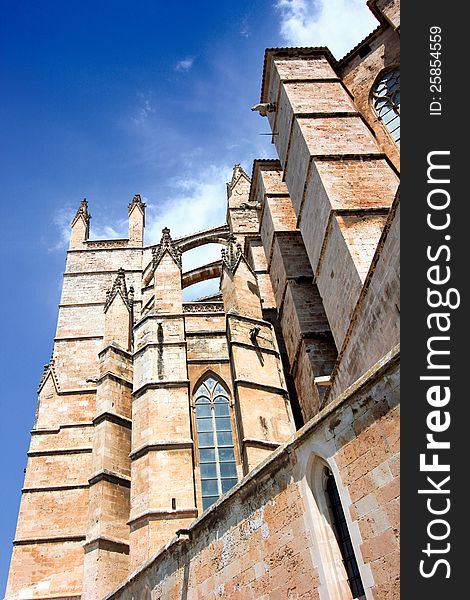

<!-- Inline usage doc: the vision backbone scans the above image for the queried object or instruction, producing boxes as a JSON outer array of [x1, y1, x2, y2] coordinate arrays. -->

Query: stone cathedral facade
[[6, 1, 400, 598]]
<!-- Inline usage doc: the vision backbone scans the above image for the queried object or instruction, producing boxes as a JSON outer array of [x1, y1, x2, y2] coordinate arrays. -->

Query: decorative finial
[[72, 197, 91, 227], [152, 227, 182, 269], [128, 194, 146, 213], [104, 268, 133, 312]]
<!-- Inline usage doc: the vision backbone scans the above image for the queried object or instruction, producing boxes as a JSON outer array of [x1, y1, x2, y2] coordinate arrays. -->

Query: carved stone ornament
[[128, 194, 146, 214], [104, 267, 133, 313], [152, 227, 182, 269], [71, 198, 91, 227], [221, 234, 243, 273]]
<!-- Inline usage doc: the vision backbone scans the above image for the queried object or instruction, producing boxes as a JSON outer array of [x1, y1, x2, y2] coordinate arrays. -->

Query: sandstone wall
[[105, 350, 400, 600]]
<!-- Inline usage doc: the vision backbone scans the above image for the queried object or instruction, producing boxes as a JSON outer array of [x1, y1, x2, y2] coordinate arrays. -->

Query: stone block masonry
[[6, 2, 400, 597]]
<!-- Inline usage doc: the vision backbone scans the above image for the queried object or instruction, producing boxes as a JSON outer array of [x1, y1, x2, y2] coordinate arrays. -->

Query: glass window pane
[[201, 479, 219, 496], [196, 417, 213, 432], [214, 395, 228, 403], [195, 403, 211, 417], [217, 430, 233, 446], [215, 416, 232, 431], [214, 383, 227, 397], [200, 462, 217, 479], [220, 462, 237, 478], [202, 496, 218, 511], [214, 402, 230, 417], [198, 432, 214, 447], [221, 478, 238, 493], [195, 385, 208, 399], [205, 377, 216, 391], [373, 68, 400, 145], [199, 448, 216, 463], [218, 447, 235, 462]]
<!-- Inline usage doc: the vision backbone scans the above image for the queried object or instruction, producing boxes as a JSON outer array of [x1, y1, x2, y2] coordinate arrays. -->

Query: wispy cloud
[[131, 94, 156, 125], [276, 0, 377, 59], [175, 57, 195, 72], [49, 205, 127, 251], [146, 163, 232, 244], [91, 222, 127, 240], [145, 162, 234, 298], [49, 206, 75, 251]]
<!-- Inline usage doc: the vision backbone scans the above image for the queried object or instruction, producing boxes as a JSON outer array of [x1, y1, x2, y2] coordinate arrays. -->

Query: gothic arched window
[[308, 458, 367, 599], [372, 68, 400, 146], [325, 469, 365, 598], [194, 376, 238, 511]]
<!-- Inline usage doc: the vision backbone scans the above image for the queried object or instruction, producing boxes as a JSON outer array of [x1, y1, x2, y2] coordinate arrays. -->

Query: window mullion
[[211, 401, 223, 497]]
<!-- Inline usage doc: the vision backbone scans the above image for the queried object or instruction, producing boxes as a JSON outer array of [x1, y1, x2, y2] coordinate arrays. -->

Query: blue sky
[[0, 0, 377, 594]]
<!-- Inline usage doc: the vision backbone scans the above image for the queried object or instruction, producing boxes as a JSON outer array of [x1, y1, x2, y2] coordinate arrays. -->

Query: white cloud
[[131, 94, 155, 125], [175, 57, 195, 72], [91, 222, 127, 240], [145, 163, 232, 244], [48, 206, 75, 251], [276, 0, 378, 59], [49, 204, 127, 251], [146, 163, 233, 300]]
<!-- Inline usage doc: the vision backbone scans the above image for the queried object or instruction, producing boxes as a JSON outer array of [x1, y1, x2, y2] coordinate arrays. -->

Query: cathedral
[[6, 0, 400, 598]]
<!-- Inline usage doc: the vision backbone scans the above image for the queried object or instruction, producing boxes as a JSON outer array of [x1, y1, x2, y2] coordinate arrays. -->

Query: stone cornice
[[93, 411, 132, 429], [13, 534, 86, 546], [88, 469, 131, 488], [132, 380, 190, 399], [28, 447, 93, 457], [130, 440, 193, 461], [128, 508, 198, 527]]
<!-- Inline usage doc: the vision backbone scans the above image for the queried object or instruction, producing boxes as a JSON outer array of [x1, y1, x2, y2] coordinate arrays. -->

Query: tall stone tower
[[7, 1, 400, 598]]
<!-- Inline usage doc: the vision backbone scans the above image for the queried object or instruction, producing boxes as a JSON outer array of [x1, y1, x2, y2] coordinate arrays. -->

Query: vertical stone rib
[[129, 229, 196, 569]]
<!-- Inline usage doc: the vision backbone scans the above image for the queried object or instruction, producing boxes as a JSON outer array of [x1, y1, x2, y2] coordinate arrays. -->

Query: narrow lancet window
[[326, 469, 365, 598], [372, 68, 400, 145], [195, 376, 237, 510]]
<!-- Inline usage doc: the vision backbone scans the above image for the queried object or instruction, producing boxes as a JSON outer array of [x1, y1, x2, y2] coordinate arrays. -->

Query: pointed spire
[[71, 198, 91, 228], [128, 194, 146, 217], [152, 227, 182, 269], [227, 163, 251, 197], [104, 267, 133, 313], [221, 234, 243, 273], [37, 353, 60, 393]]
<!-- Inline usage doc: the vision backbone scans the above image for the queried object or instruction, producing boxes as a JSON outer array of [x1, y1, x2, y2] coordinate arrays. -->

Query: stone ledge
[[96, 372, 133, 388], [128, 508, 198, 527], [88, 469, 131, 488], [54, 335, 103, 342], [84, 536, 130, 555], [53, 387, 96, 395], [67, 245, 143, 253], [185, 330, 226, 337], [233, 379, 288, 395], [132, 380, 190, 398], [93, 412, 132, 429], [31, 422, 93, 435], [226, 312, 274, 328], [22, 484, 88, 493], [133, 340, 187, 358], [28, 447, 93, 457], [13, 534, 86, 546], [242, 437, 281, 450], [292, 110, 358, 119], [98, 343, 133, 360], [187, 358, 230, 364], [63, 269, 141, 276], [229, 340, 280, 357], [130, 440, 193, 461]]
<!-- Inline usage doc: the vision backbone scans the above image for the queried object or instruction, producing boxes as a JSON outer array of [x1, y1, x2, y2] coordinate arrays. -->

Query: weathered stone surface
[[7, 4, 400, 598]]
